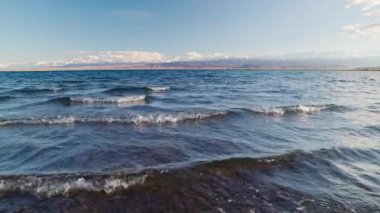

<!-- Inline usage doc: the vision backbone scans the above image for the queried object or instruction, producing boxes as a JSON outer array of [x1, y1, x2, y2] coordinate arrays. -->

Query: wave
[[30, 96, 147, 107], [104, 86, 148, 94], [246, 104, 344, 116], [0, 147, 377, 198], [0, 116, 126, 126], [0, 103, 344, 126], [0, 174, 147, 197], [47, 87, 62, 91], [104, 86, 170, 94], [190, 147, 380, 185], [0, 151, 377, 212], [0, 111, 228, 127], [11, 87, 62, 94], [147, 86, 170, 92], [132, 111, 228, 125], [0, 151, 313, 197], [69, 95, 146, 104], [1, 103, 344, 127]]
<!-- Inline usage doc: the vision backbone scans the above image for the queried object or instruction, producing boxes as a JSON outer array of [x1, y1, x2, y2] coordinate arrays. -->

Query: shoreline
[[0, 153, 373, 212], [0, 67, 378, 72]]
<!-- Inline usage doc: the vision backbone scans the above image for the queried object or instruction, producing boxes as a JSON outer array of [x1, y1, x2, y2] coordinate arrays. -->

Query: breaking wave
[[0, 111, 229, 127], [0, 151, 319, 197], [0, 103, 345, 127], [247, 104, 345, 116], [0, 146, 377, 198], [132, 111, 228, 125], [0, 174, 147, 197], [147, 86, 170, 92], [69, 95, 146, 104], [0, 116, 126, 126]]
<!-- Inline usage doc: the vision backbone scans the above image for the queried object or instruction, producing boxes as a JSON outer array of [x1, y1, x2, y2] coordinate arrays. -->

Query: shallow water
[[0, 70, 379, 212]]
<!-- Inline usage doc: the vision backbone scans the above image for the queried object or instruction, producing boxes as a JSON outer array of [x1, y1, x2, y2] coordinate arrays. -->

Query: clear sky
[[0, 0, 379, 68]]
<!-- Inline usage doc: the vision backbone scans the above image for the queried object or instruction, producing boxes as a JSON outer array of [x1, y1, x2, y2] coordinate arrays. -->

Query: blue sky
[[0, 0, 379, 68]]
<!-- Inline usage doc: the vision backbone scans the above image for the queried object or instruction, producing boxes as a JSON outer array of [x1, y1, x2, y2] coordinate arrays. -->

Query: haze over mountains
[[2, 51, 379, 71]]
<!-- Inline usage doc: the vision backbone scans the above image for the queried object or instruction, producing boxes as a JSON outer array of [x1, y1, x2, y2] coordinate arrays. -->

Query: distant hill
[[355, 67, 380, 71], [27, 58, 358, 71], [2, 55, 380, 71], [40, 56, 380, 71]]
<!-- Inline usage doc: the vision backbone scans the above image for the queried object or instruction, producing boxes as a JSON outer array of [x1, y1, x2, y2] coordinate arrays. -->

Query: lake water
[[0, 70, 379, 212]]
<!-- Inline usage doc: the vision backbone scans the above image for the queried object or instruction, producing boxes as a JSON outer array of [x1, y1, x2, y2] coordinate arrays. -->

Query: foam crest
[[47, 87, 62, 92], [70, 95, 146, 104], [0, 116, 126, 126], [250, 105, 335, 116], [132, 111, 227, 125], [0, 116, 77, 126], [147, 86, 170, 92], [0, 111, 228, 127], [0, 175, 147, 197]]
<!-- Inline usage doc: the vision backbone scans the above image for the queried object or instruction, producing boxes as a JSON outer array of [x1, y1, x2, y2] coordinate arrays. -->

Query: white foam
[[0, 175, 147, 197], [0, 116, 126, 126], [48, 87, 62, 92], [103, 176, 146, 194], [54, 177, 95, 196], [132, 111, 227, 125], [70, 95, 146, 104], [252, 105, 329, 116], [0, 111, 227, 127], [259, 107, 286, 116], [0, 116, 77, 126], [286, 105, 327, 113], [147, 86, 170, 92]]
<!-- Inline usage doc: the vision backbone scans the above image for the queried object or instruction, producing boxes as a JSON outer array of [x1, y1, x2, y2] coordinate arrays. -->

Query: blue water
[[0, 70, 379, 211]]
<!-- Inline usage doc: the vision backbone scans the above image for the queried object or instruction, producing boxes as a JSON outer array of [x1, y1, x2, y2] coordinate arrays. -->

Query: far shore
[[0, 66, 379, 72]]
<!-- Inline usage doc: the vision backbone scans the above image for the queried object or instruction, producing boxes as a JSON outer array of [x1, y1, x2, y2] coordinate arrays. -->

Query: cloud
[[0, 63, 9, 69], [2, 50, 380, 71], [5, 51, 244, 69], [342, 23, 380, 37], [35, 51, 165, 67], [174, 52, 249, 61], [343, 1, 380, 37], [363, 9, 380, 16], [346, 0, 380, 16], [184, 52, 204, 60], [0, 62, 29, 70]]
